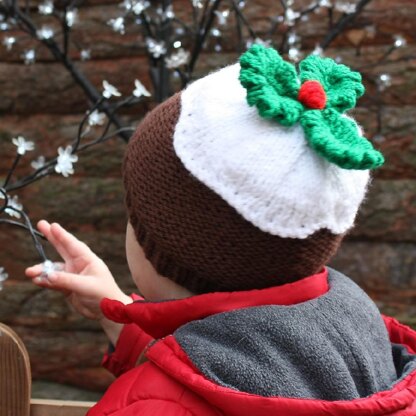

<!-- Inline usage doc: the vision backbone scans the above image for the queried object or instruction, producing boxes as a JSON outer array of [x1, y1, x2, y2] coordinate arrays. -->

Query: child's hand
[[25, 220, 132, 321]]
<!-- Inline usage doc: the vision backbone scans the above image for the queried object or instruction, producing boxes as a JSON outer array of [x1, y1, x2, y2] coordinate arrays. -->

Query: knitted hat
[[123, 45, 383, 294]]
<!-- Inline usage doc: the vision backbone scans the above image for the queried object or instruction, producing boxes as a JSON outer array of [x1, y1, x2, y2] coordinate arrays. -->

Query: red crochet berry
[[298, 80, 327, 110]]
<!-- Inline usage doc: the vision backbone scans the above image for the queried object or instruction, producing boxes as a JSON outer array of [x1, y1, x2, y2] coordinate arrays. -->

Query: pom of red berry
[[298, 80, 327, 110]]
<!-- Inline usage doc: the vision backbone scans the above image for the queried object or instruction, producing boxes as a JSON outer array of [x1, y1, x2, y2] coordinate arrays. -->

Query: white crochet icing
[[173, 63, 370, 239]]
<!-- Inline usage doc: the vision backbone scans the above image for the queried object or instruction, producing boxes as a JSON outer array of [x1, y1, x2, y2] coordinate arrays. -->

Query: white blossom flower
[[88, 110, 106, 126], [319, 0, 332, 7], [38, 0, 54, 15], [273, 15, 285, 23], [80, 49, 91, 61], [31, 155, 46, 170], [287, 32, 300, 46], [377, 73, 392, 91], [165, 48, 190, 69], [158, 5, 175, 19], [393, 34, 406, 48], [255, 37, 272, 47], [132, 79, 151, 98], [121, 0, 149, 14], [192, 0, 203, 9], [108, 17, 125, 34], [211, 28, 222, 38], [40, 260, 63, 278], [12, 136, 35, 155], [334, 1, 356, 14], [66, 9, 78, 27], [373, 134, 385, 143], [37, 26, 55, 40], [146, 38, 167, 58], [285, 8, 300, 26], [246, 37, 272, 49], [55, 146, 78, 178], [120, 0, 132, 10], [0, 267, 8, 281], [41, 260, 55, 278], [0, 267, 8, 290], [312, 45, 324, 56], [2, 36, 16, 51], [133, 0, 150, 14], [0, 194, 23, 218], [7, 195, 23, 217], [22, 49, 36, 65], [288, 47, 303, 62], [102, 80, 122, 98], [214, 10, 230, 26], [0, 15, 9, 31]]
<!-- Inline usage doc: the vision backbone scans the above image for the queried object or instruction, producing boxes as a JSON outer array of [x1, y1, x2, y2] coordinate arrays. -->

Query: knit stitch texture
[[123, 93, 343, 293], [239, 45, 384, 170], [173, 63, 370, 239]]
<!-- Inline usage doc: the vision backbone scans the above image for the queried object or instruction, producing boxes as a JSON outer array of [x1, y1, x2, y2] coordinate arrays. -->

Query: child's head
[[122, 45, 383, 296]]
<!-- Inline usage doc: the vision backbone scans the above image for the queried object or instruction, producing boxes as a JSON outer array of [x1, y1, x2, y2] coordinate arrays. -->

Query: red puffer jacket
[[88, 269, 416, 416]]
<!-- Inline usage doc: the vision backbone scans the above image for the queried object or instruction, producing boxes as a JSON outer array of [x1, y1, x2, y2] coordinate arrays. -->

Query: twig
[[320, 0, 373, 49]]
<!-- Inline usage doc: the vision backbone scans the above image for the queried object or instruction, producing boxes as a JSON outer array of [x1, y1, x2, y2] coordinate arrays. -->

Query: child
[[26, 45, 416, 415]]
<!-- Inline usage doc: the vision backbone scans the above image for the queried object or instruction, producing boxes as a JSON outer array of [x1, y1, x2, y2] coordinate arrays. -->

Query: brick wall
[[0, 0, 415, 392]]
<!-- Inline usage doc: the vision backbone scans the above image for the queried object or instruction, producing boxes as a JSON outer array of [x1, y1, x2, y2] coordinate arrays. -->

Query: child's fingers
[[37, 220, 71, 261], [25, 264, 44, 278], [50, 223, 93, 260], [31, 275, 70, 296], [25, 262, 65, 278], [37, 220, 92, 263], [34, 270, 95, 296]]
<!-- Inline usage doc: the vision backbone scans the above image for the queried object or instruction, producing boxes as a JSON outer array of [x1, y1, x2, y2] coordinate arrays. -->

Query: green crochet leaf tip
[[239, 44, 384, 170]]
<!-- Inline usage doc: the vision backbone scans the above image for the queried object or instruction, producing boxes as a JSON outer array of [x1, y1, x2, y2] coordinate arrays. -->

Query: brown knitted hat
[[122, 55, 373, 294], [123, 91, 345, 294]]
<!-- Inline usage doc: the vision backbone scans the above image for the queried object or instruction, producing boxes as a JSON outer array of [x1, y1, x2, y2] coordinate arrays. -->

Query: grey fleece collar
[[175, 268, 416, 400]]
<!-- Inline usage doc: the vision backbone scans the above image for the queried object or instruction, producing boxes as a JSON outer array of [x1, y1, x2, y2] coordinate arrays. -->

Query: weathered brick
[[22, 176, 126, 231], [0, 57, 152, 114], [12, 325, 114, 391], [331, 241, 416, 291], [352, 179, 416, 242], [353, 106, 416, 179], [330, 240, 416, 328]]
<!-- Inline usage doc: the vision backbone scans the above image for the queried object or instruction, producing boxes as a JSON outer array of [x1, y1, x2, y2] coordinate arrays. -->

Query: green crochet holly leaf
[[301, 109, 384, 169], [239, 44, 384, 170], [239, 44, 303, 126], [299, 54, 365, 113]]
